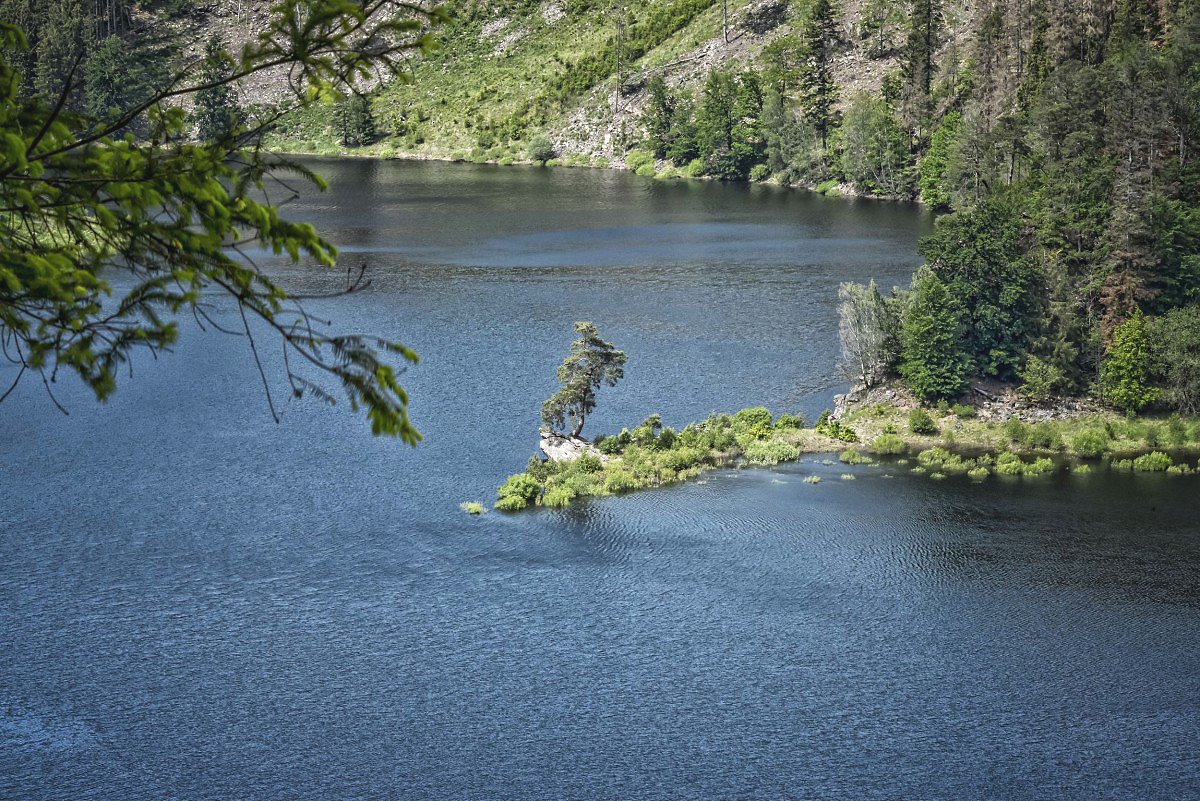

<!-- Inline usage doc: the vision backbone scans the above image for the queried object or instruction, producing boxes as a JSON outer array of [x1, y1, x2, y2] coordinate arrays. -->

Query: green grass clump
[[994, 452, 1055, 476], [916, 447, 972, 473], [839, 449, 871, 465], [1133, 451, 1173, 472], [745, 439, 800, 465], [869, 433, 907, 454], [460, 501, 486, 515], [951, 403, 977, 418], [968, 466, 990, 480], [495, 494, 528, 512], [804, 475, 822, 484]]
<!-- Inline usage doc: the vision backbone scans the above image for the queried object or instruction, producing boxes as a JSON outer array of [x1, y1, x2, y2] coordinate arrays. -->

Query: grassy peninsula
[[494, 402, 1200, 512]]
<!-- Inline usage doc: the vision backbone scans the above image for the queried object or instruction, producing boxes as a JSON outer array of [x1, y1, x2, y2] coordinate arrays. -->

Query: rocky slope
[[230, 0, 980, 164]]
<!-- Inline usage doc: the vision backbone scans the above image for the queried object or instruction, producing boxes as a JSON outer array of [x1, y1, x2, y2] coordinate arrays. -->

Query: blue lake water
[[2, 159, 1198, 800]]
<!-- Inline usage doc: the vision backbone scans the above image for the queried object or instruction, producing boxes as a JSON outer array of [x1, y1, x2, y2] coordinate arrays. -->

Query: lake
[[2, 159, 1198, 800]]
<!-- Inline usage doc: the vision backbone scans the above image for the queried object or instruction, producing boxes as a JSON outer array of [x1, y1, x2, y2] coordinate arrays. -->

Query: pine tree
[[761, 85, 794, 173], [33, 0, 87, 102], [839, 94, 914, 196], [695, 70, 738, 155], [899, 268, 971, 400], [858, 0, 902, 57], [799, 0, 839, 150], [644, 75, 675, 159], [193, 35, 241, 143], [918, 110, 961, 209], [731, 71, 765, 176], [541, 322, 628, 438], [903, 0, 942, 138], [335, 94, 377, 147], [1101, 308, 1160, 412]]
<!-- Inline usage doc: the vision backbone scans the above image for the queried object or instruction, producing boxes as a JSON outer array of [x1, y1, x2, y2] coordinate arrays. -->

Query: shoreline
[[263, 143, 926, 206], [489, 398, 1200, 512]]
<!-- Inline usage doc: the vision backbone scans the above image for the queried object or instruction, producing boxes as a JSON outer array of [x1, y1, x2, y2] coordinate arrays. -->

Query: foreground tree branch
[[0, 2, 448, 443]]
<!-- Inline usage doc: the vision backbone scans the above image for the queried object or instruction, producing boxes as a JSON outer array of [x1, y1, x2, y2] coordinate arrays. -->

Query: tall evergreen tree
[[899, 268, 971, 400], [799, 0, 839, 150], [193, 35, 241, 143], [903, 0, 942, 137], [33, 0, 87, 101], [731, 71, 765, 175], [335, 93, 378, 147], [695, 70, 738, 155], [919, 194, 1045, 379], [643, 75, 676, 159], [1101, 308, 1160, 412]]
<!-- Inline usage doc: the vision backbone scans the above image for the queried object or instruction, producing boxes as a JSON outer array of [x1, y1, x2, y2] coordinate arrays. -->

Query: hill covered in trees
[[5, 0, 1199, 414]]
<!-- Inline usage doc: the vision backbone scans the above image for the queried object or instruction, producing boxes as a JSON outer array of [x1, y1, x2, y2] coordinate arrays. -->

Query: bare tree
[[838, 280, 889, 388]]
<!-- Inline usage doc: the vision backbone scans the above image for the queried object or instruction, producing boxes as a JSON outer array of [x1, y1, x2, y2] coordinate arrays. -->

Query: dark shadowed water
[[2, 160, 1199, 801]]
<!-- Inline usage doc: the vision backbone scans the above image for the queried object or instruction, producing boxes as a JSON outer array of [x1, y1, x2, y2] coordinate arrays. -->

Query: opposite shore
[[263, 142, 921, 205]]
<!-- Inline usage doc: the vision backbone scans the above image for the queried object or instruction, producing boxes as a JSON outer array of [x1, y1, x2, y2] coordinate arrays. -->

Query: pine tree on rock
[[541, 322, 628, 438]]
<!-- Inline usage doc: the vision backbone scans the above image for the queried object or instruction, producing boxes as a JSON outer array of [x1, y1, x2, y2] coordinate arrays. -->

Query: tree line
[[0, 0, 380, 146], [633, 0, 1200, 414]]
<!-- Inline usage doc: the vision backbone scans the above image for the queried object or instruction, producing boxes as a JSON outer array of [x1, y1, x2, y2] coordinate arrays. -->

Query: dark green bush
[[656, 427, 677, 450], [733, 407, 773, 438], [1003, 418, 1028, 443], [774, 413, 804, 430], [576, 454, 604, 473], [1026, 423, 1062, 450], [908, 408, 939, 435]]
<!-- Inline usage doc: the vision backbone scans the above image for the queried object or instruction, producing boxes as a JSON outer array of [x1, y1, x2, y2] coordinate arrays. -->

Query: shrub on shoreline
[[908, 408, 938, 435]]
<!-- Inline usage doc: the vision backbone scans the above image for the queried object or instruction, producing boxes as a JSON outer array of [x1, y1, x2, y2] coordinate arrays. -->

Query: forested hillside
[[3, 0, 1199, 411]]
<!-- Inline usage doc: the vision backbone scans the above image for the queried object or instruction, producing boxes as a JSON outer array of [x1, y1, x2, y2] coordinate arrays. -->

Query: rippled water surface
[[3, 160, 1199, 800]]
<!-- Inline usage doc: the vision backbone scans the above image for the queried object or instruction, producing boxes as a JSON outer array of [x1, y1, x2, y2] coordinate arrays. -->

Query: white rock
[[540, 432, 602, 462]]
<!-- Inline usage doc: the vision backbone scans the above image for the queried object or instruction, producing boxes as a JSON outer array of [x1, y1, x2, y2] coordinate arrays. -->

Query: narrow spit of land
[[491, 398, 1200, 512]]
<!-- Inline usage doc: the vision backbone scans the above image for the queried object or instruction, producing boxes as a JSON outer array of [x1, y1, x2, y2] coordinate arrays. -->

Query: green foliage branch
[[0, 2, 447, 441]]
